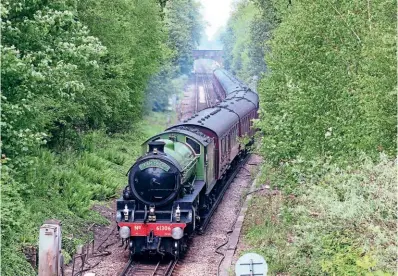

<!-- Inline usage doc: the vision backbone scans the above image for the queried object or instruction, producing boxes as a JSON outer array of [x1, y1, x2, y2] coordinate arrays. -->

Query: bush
[[242, 155, 397, 275], [0, 127, 146, 275], [256, 0, 396, 162]]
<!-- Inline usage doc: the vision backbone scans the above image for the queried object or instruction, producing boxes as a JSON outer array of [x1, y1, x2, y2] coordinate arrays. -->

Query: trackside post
[[38, 220, 64, 276]]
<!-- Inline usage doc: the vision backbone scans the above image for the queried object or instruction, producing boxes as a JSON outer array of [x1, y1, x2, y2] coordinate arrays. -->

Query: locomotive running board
[[198, 153, 251, 234]]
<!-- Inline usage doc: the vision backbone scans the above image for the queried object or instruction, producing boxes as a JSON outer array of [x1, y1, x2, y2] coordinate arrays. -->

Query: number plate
[[118, 222, 186, 237]]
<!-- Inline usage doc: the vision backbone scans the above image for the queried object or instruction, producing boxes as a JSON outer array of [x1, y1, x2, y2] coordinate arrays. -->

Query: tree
[[221, 1, 264, 81], [256, 0, 396, 161], [1, 0, 107, 158], [144, 0, 204, 110], [164, 0, 203, 74], [77, 0, 168, 130]]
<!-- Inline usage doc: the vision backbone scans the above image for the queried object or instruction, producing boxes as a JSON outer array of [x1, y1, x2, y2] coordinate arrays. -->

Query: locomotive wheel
[[129, 239, 135, 258], [173, 240, 180, 259], [174, 237, 187, 259]]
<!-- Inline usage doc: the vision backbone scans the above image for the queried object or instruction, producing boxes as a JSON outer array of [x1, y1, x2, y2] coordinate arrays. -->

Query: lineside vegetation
[[221, 0, 396, 274], [1, 0, 202, 274]]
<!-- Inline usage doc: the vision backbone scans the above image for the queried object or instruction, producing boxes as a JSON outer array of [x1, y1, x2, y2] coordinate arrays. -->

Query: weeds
[[1, 113, 170, 275], [241, 155, 397, 275]]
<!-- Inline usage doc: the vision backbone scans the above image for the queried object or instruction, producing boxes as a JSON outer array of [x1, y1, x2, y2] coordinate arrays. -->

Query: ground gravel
[[174, 155, 261, 276]]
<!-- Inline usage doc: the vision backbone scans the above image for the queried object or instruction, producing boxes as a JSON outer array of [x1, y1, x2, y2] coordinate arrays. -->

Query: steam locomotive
[[116, 69, 258, 258]]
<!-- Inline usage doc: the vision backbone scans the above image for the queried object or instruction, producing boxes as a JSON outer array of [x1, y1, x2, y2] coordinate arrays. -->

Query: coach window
[[186, 137, 200, 154]]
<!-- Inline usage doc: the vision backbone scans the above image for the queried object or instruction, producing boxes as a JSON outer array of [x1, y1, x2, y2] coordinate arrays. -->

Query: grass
[[239, 154, 397, 275], [145, 110, 179, 135], [1, 111, 174, 275]]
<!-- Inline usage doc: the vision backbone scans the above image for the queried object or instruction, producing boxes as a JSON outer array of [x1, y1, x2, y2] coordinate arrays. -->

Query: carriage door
[[206, 141, 216, 189]]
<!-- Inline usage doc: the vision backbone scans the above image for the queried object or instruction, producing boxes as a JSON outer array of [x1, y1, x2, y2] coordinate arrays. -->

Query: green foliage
[[319, 234, 381, 275], [2, 1, 108, 154], [242, 156, 397, 275], [164, 0, 203, 74], [77, 0, 169, 130], [256, 0, 396, 162], [221, 1, 258, 79], [145, 69, 188, 112], [1, 0, 176, 157], [0, 123, 149, 275], [1, 0, 196, 273], [222, 2, 397, 274], [221, 0, 272, 84], [223, 0, 396, 160], [144, 0, 203, 111]]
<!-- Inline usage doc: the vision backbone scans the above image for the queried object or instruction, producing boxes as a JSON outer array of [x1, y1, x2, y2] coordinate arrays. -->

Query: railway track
[[201, 73, 212, 107], [194, 73, 206, 112], [194, 61, 216, 113], [195, 73, 214, 111], [120, 258, 178, 276]]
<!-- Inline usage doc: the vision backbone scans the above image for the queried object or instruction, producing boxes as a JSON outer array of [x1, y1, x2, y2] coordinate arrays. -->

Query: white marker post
[[38, 220, 64, 276]]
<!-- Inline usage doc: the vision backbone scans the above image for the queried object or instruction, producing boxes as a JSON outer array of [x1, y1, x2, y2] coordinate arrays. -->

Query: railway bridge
[[192, 49, 224, 65]]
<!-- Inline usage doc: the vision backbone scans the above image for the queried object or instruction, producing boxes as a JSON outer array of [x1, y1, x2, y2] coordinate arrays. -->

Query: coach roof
[[226, 89, 259, 108], [213, 69, 247, 95], [168, 107, 239, 138]]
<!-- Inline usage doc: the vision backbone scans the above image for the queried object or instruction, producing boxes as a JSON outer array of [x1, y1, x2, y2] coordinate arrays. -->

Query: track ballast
[[120, 258, 177, 276]]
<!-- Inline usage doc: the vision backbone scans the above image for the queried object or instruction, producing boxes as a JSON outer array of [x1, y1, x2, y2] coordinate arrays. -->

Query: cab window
[[186, 137, 200, 154]]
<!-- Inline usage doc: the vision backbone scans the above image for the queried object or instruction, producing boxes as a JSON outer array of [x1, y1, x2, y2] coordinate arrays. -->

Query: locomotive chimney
[[148, 141, 165, 153]]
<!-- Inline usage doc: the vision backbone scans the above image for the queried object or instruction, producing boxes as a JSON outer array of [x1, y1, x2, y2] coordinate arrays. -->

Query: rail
[[120, 258, 178, 276], [201, 73, 211, 108], [194, 61, 214, 112]]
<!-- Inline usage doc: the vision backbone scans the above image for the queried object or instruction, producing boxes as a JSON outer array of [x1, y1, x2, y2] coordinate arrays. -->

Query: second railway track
[[194, 61, 217, 112], [195, 73, 210, 112]]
